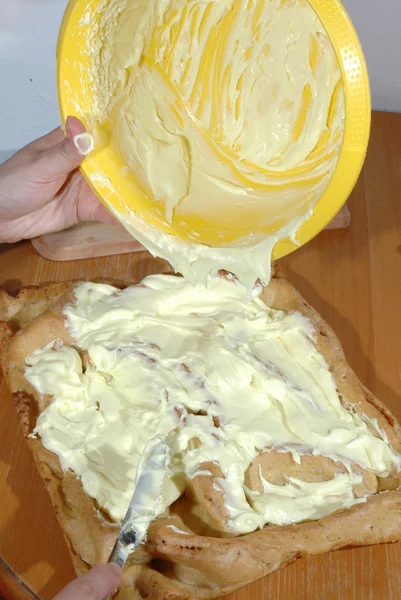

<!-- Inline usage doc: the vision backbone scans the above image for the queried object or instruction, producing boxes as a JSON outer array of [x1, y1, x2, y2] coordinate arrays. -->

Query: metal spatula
[[104, 438, 170, 599]]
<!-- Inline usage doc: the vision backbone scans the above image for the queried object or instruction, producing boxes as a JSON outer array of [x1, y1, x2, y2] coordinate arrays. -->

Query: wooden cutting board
[[31, 205, 350, 261]]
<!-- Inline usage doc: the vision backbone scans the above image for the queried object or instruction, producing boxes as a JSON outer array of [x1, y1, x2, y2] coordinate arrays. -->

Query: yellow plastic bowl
[[57, 0, 370, 260]]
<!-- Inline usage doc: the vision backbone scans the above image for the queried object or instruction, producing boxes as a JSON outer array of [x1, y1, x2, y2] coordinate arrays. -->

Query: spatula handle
[[108, 538, 127, 569], [103, 538, 127, 600]]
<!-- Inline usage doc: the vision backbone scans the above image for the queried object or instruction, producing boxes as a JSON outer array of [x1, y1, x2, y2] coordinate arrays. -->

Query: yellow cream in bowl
[[58, 0, 370, 286], [91, 0, 344, 240]]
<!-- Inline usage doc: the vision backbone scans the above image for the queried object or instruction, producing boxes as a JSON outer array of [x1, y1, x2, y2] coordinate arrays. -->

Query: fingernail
[[73, 132, 94, 156]]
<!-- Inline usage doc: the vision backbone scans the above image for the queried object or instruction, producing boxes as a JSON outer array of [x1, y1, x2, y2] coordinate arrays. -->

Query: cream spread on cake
[[79, 0, 345, 287], [26, 276, 401, 534]]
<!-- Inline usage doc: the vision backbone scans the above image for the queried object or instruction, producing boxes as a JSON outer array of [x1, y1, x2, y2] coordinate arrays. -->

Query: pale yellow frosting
[[26, 276, 401, 535]]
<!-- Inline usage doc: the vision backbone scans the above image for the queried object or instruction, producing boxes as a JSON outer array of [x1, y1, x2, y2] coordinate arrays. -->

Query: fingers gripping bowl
[[57, 0, 370, 285]]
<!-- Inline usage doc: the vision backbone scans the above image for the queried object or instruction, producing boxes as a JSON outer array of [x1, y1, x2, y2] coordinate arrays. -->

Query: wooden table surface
[[1, 111, 401, 600]]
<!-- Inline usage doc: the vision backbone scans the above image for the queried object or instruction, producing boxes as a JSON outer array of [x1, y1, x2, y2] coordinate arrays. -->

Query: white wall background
[[0, 0, 400, 163], [345, 0, 401, 112]]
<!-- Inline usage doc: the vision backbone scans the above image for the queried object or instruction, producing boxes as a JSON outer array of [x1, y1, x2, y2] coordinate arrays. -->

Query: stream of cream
[[80, 0, 345, 287]]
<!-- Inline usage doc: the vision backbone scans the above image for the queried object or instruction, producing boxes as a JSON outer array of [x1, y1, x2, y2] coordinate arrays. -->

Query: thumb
[[40, 116, 94, 179], [53, 564, 122, 600]]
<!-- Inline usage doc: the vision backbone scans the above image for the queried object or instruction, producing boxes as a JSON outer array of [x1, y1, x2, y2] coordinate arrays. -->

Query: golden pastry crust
[[1, 266, 401, 600]]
